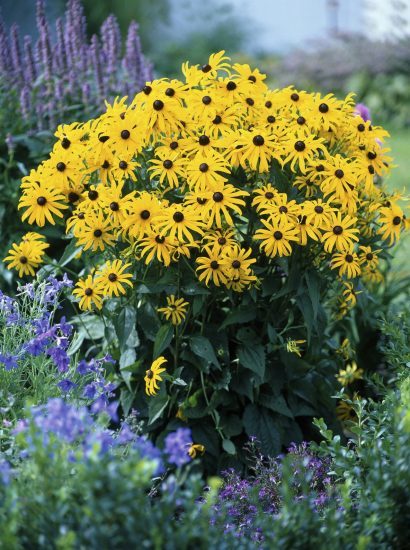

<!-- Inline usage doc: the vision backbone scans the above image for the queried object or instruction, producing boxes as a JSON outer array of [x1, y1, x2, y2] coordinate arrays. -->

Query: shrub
[[4, 51, 408, 471]]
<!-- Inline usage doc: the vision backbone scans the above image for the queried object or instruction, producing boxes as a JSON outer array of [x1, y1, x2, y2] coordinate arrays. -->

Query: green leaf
[[222, 439, 236, 455], [220, 305, 257, 329], [305, 270, 320, 321], [120, 388, 135, 417], [296, 292, 314, 343], [58, 240, 83, 267], [238, 344, 265, 378], [148, 394, 169, 425], [119, 348, 137, 391], [190, 335, 220, 368], [243, 404, 280, 456], [259, 394, 294, 418], [153, 324, 174, 358], [114, 306, 137, 352], [71, 314, 105, 340]]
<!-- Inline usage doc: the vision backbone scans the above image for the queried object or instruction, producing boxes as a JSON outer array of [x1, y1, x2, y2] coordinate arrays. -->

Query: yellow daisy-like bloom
[[95, 260, 133, 297], [75, 211, 116, 252], [281, 135, 326, 174], [341, 281, 361, 309], [336, 338, 355, 361], [156, 204, 204, 243], [321, 212, 359, 253], [336, 399, 357, 423], [337, 361, 364, 387], [138, 230, 176, 267], [188, 443, 206, 459], [185, 152, 229, 192], [18, 184, 68, 227], [4, 239, 47, 278], [205, 184, 248, 228], [72, 275, 104, 311], [144, 356, 167, 396], [252, 184, 279, 212], [148, 156, 186, 189], [233, 128, 280, 172], [358, 245, 381, 270], [378, 204, 405, 245], [196, 246, 228, 287], [157, 295, 189, 326], [254, 218, 299, 257], [331, 251, 361, 279], [202, 228, 237, 252]]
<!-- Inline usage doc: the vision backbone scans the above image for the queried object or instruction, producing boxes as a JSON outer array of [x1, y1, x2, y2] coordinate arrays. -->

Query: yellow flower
[[188, 443, 206, 459], [254, 218, 299, 257], [95, 259, 133, 297], [4, 238, 47, 278], [144, 356, 167, 396], [18, 183, 67, 227], [336, 400, 357, 423], [157, 295, 189, 326], [331, 251, 361, 279], [337, 361, 364, 387], [72, 275, 104, 311], [286, 339, 306, 357], [321, 212, 359, 253], [196, 246, 228, 287]]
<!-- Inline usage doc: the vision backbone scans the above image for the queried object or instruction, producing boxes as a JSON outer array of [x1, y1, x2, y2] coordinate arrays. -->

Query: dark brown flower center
[[273, 231, 283, 240], [170, 141, 178, 150], [20, 256, 28, 264], [202, 95, 212, 105], [146, 369, 154, 379], [120, 129, 130, 140], [61, 137, 71, 149], [165, 87, 175, 97], [140, 210, 150, 220], [201, 64, 211, 73], [294, 140, 305, 151], [153, 100, 164, 111], [93, 229, 102, 238], [366, 253, 373, 261], [393, 216, 401, 225], [173, 212, 184, 223], [357, 123, 365, 132], [119, 160, 128, 169], [232, 260, 241, 269], [319, 103, 329, 113], [314, 205, 324, 214], [68, 192, 79, 203], [253, 135, 264, 146], [142, 85, 152, 95], [210, 260, 219, 269], [333, 225, 343, 235], [290, 92, 299, 101], [84, 288, 93, 296], [213, 115, 222, 124], [163, 159, 173, 169], [246, 97, 254, 106], [335, 169, 344, 179], [108, 273, 117, 282], [213, 192, 223, 202], [199, 135, 210, 146], [37, 196, 47, 206], [297, 116, 306, 125], [110, 202, 119, 211], [218, 237, 226, 245], [199, 163, 209, 173], [226, 81, 237, 91], [265, 192, 274, 199], [88, 190, 98, 201], [56, 162, 66, 172], [345, 254, 354, 263], [279, 205, 288, 214], [155, 235, 165, 244]]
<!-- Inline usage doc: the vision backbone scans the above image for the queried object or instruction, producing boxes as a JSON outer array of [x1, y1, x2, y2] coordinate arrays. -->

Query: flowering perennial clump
[[3, 51, 409, 463]]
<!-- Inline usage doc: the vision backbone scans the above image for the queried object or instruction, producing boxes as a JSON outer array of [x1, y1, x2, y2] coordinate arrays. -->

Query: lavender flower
[[355, 103, 371, 122], [0, 0, 153, 137], [164, 428, 193, 467], [57, 378, 77, 393]]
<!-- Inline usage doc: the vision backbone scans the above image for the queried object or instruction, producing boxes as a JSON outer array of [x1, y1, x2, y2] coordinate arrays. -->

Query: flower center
[[319, 103, 329, 113], [273, 231, 283, 240], [267, 115, 276, 123], [202, 95, 212, 105], [246, 97, 254, 106], [165, 87, 175, 97], [232, 260, 241, 269], [393, 216, 401, 225], [345, 254, 354, 263], [314, 205, 324, 214], [153, 99, 164, 111], [68, 192, 79, 203], [265, 192, 274, 199], [173, 212, 184, 223], [108, 273, 117, 282], [218, 237, 226, 245], [226, 81, 236, 91], [357, 123, 365, 132], [146, 369, 154, 379], [253, 135, 264, 146], [294, 140, 305, 151], [199, 163, 209, 173], [333, 225, 343, 235], [61, 137, 71, 149], [335, 169, 344, 179], [84, 288, 93, 296], [210, 260, 219, 269], [290, 92, 299, 101], [110, 202, 119, 211], [120, 129, 130, 140], [119, 160, 128, 169], [88, 190, 98, 201], [155, 235, 165, 244], [56, 162, 66, 172], [366, 253, 373, 261], [102, 160, 110, 169], [367, 151, 377, 160], [20, 256, 28, 264], [201, 64, 211, 73], [213, 192, 224, 202], [142, 85, 152, 95], [163, 159, 173, 169], [170, 141, 178, 150], [197, 197, 207, 205], [213, 115, 222, 124], [265, 100, 272, 108], [94, 229, 102, 238], [140, 210, 150, 220], [199, 135, 210, 146], [37, 196, 47, 206], [297, 116, 306, 125], [279, 205, 288, 214]]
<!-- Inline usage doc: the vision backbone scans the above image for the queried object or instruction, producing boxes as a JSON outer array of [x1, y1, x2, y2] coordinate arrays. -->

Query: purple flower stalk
[[164, 428, 193, 467], [0, 0, 153, 135]]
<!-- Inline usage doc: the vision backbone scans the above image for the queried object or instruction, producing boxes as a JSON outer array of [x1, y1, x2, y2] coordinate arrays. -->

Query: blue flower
[[58, 379, 77, 393], [0, 353, 19, 370], [164, 428, 192, 467]]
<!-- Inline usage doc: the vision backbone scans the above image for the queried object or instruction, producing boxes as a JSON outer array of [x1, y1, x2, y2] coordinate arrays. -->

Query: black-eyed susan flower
[[95, 259, 133, 297], [148, 156, 186, 189], [336, 399, 357, 423], [321, 212, 359, 253], [157, 295, 189, 325], [4, 237, 47, 278], [73, 275, 104, 311], [254, 218, 299, 257], [138, 230, 176, 267], [286, 339, 306, 357], [233, 128, 280, 172], [337, 362, 364, 387], [76, 210, 116, 252], [304, 199, 335, 229], [282, 135, 326, 174], [252, 184, 279, 212], [202, 228, 237, 252], [222, 246, 256, 278], [121, 192, 162, 240], [378, 203, 405, 245], [358, 245, 380, 269], [204, 184, 248, 228], [144, 356, 167, 396], [331, 251, 361, 279], [196, 246, 228, 286], [186, 151, 229, 191], [19, 184, 68, 227], [156, 204, 204, 243]]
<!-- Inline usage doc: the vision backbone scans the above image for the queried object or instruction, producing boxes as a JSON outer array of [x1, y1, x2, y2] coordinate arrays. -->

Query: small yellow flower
[[188, 443, 206, 459], [144, 356, 167, 396], [157, 295, 189, 326], [285, 339, 306, 357], [336, 400, 357, 423], [336, 338, 354, 361], [176, 407, 187, 422], [337, 361, 363, 387]]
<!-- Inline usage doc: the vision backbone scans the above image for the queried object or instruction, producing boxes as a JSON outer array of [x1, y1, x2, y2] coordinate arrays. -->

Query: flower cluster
[[0, 0, 152, 135], [211, 441, 334, 542], [5, 51, 407, 322], [164, 427, 205, 467]]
